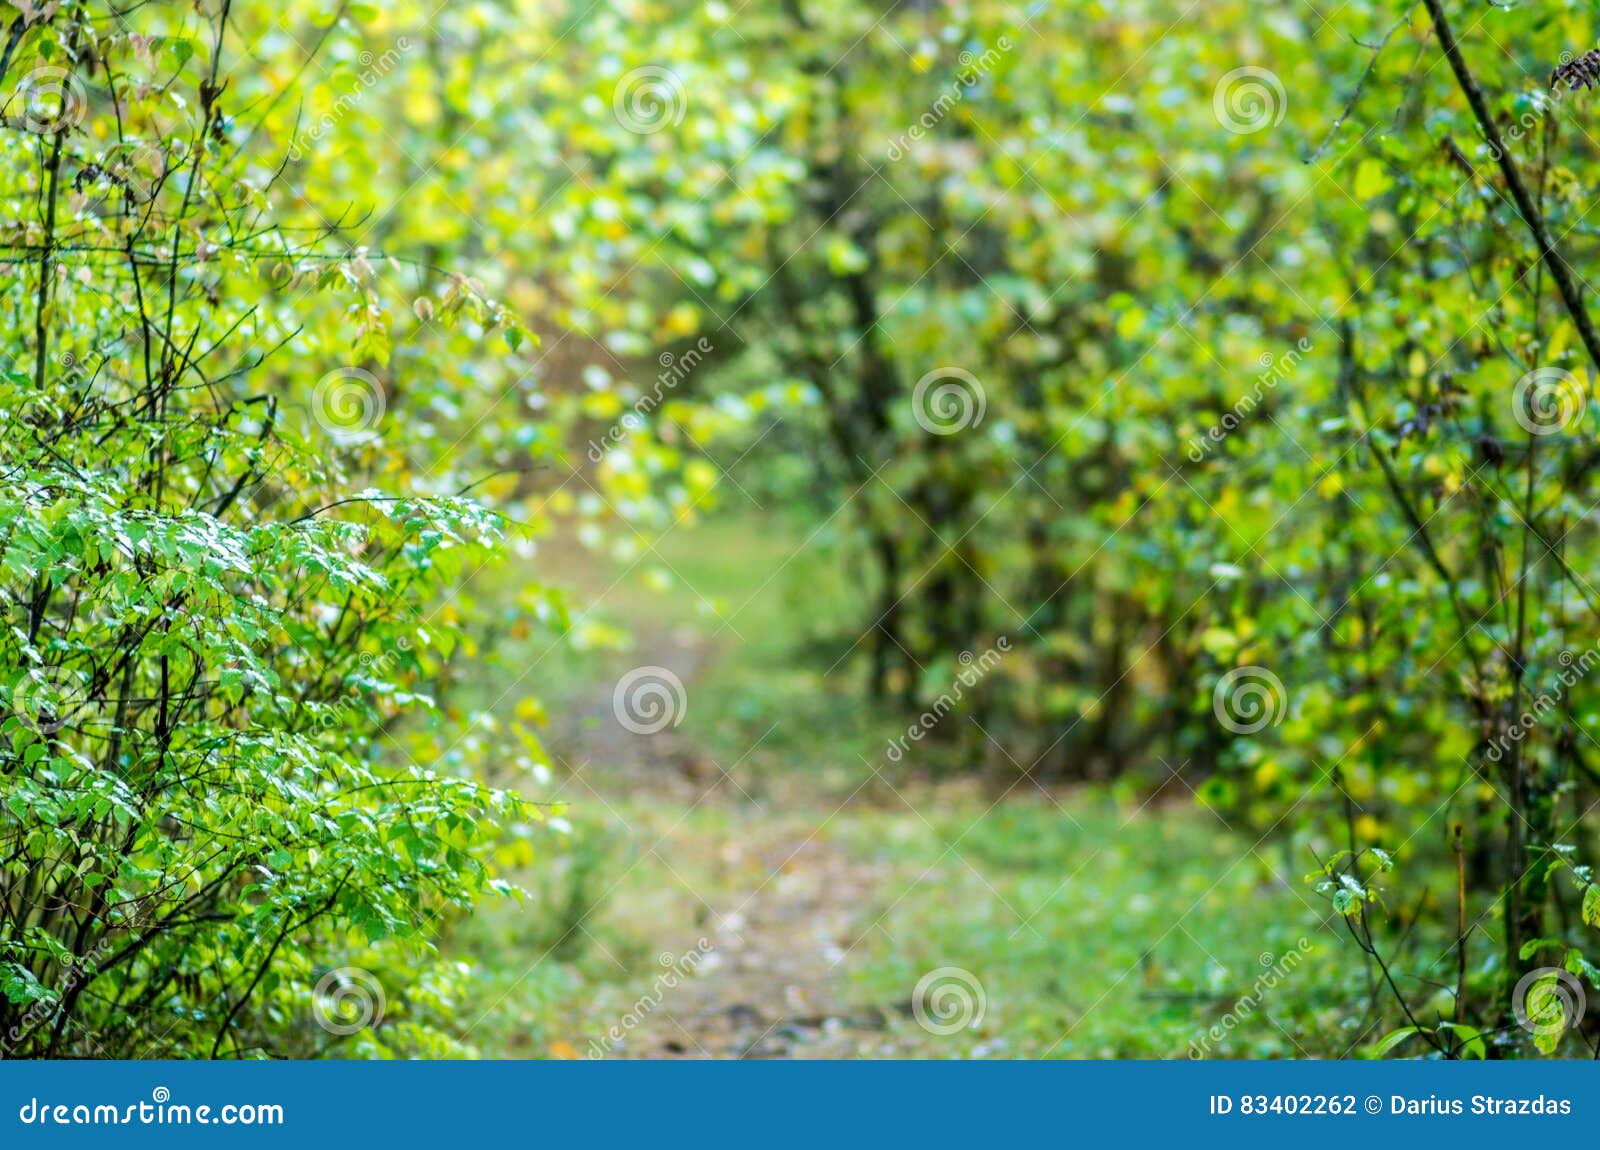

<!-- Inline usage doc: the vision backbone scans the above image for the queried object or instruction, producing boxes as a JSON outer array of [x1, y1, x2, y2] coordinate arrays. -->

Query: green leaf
[[1438, 1022, 1486, 1060], [1370, 1026, 1423, 1058], [1521, 937, 1564, 960]]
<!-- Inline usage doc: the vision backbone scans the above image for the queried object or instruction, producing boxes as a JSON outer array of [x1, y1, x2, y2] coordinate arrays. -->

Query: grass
[[830, 795, 1358, 1057], [441, 509, 1377, 1059]]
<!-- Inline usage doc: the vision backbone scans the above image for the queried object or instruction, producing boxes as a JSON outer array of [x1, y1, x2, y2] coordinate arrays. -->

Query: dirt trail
[[625, 829, 889, 1059], [554, 628, 895, 1059]]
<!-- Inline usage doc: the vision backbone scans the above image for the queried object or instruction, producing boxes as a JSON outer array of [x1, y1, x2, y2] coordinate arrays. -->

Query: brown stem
[[1421, 0, 1600, 372], [1454, 824, 1467, 1027]]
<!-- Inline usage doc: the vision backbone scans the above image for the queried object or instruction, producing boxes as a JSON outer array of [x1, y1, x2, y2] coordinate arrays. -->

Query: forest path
[[554, 624, 900, 1059], [465, 520, 1335, 1060], [614, 820, 890, 1059]]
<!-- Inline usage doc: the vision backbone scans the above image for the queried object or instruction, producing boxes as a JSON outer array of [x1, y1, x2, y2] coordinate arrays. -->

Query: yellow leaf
[[1353, 158, 1390, 201]]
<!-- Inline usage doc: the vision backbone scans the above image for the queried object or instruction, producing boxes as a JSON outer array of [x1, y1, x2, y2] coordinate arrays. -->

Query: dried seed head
[[1551, 48, 1600, 91]]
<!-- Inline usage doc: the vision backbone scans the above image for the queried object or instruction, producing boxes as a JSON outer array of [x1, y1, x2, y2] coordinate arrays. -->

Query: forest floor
[[448, 514, 1358, 1059]]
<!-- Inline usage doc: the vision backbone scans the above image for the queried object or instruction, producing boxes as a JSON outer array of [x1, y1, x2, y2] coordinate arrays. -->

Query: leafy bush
[[0, 1, 539, 1058]]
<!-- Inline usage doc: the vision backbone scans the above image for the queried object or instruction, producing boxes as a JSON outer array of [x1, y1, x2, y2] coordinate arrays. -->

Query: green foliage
[[8, 0, 1600, 1062], [0, 1, 553, 1058], [541, 0, 1600, 1055]]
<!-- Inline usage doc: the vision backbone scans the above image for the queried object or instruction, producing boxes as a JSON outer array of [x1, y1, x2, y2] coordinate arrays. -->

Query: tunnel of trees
[[4, 0, 1600, 1059]]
